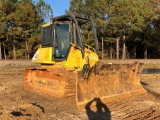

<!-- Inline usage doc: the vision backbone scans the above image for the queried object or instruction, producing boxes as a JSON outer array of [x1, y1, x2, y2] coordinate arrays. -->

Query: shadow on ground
[[85, 98, 111, 120]]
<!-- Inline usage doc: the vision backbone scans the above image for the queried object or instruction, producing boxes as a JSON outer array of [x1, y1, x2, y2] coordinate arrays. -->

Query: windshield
[[42, 26, 53, 46], [53, 23, 70, 59]]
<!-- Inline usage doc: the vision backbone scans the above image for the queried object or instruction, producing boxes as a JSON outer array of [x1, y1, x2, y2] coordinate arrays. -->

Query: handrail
[[84, 44, 95, 52]]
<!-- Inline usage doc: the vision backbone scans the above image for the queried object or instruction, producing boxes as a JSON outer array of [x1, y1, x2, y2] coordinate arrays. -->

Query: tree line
[[67, 0, 160, 59], [0, 0, 160, 59], [0, 0, 53, 59]]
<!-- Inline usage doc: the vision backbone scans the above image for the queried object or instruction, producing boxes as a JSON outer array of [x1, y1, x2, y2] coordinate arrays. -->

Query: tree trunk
[[122, 35, 126, 59], [101, 37, 104, 59], [13, 43, 16, 59], [13, 35, 16, 59], [25, 40, 29, 59], [25, 40, 27, 59], [144, 45, 147, 59], [0, 40, 2, 60], [3, 42, 6, 60], [116, 37, 120, 59], [134, 46, 136, 59], [110, 44, 113, 59]]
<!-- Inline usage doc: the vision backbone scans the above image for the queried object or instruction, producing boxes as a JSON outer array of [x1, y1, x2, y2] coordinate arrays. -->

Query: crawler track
[[24, 68, 76, 98]]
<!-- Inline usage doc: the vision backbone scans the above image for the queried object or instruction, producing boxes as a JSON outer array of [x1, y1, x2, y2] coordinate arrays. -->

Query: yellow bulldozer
[[24, 15, 146, 109]]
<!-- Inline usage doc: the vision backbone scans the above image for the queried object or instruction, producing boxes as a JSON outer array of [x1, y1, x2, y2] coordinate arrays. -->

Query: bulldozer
[[24, 15, 146, 109]]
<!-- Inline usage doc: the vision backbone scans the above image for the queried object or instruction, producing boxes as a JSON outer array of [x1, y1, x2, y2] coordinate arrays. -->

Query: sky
[[44, 0, 70, 17], [34, 0, 70, 17]]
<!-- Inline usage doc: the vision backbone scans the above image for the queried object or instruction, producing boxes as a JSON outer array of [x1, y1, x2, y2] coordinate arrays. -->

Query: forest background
[[0, 0, 160, 59]]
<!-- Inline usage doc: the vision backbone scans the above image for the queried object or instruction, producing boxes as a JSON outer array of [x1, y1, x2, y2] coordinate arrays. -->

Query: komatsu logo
[[89, 56, 97, 60]]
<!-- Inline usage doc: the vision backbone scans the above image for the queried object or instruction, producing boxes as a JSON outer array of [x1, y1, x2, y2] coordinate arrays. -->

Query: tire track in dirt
[[107, 92, 160, 120]]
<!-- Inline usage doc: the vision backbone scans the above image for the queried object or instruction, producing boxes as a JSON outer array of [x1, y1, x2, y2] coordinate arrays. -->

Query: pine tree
[[0, 0, 53, 59]]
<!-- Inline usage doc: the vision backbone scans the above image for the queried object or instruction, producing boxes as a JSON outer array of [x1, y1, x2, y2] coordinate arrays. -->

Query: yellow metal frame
[[32, 43, 99, 71]]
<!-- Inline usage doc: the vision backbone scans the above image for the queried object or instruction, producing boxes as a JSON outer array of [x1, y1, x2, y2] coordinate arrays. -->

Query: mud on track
[[0, 66, 160, 120]]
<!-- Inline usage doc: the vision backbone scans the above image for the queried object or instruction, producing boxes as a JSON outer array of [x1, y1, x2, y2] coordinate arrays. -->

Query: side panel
[[84, 48, 99, 68], [64, 46, 86, 70], [65, 46, 99, 71], [32, 47, 55, 64]]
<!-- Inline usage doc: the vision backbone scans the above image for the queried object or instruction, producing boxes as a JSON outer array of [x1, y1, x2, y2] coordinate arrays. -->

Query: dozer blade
[[24, 67, 76, 98], [76, 62, 147, 109]]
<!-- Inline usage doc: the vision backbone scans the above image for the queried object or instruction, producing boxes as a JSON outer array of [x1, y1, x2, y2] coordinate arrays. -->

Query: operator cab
[[41, 22, 71, 60], [41, 15, 99, 60], [54, 23, 70, 59]]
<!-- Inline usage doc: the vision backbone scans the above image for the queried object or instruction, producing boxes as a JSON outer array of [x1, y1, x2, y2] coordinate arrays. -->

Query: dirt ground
[[0, 65, 160, 120]]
